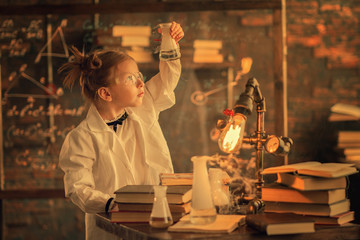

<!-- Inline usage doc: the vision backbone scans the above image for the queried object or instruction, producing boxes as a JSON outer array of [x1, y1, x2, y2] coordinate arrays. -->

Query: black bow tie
[[106, 112, 128, 132]]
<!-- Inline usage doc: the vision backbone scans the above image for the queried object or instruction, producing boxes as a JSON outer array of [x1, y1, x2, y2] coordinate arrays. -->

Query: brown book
[[338, 131, 360, 143], [344, 148, 360, 156], [110, 210, 184, 223], [115, 202, 191, 214], [262, 183, 346, 204], [264, 199, 350, 217], [245, 213, 315, 235], [114, 185, 192, 204], [276, 172, 347, 191], [262, 161, 358, 178], [160, 173, 193, 186], [328, 112, 359, 122], [303, 211, 354, 225]]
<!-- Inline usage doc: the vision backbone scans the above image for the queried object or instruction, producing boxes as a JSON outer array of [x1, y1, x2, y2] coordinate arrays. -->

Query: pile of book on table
[[337, 131, 360, 168], [110, 185, 192, 223], [261, 161, 358, 226]]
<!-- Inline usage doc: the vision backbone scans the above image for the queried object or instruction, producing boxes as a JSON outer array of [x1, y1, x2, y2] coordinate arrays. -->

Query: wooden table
[[96, 213, 360, 240]]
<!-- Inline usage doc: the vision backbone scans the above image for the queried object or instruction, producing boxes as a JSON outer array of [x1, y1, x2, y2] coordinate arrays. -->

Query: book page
[[262, 161, 321, 174], [297, 163, 357, 178]]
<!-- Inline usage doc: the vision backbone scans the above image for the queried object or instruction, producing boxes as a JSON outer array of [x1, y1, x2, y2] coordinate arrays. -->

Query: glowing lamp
[[218, 114, 246, 153], [216, 77, 293, 202]]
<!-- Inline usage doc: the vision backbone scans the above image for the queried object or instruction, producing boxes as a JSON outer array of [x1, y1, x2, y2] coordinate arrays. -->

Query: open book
[[262, 161, 358, 178], [168, 214, 245, 233], [330, 103, 360, 118]]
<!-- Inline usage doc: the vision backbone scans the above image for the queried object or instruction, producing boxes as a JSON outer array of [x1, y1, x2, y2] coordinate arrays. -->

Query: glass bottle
[[149, 185, 173, 228], [158, 22, 181, 61], [209, 168, 230, 214], [190, 156, 217, 224]]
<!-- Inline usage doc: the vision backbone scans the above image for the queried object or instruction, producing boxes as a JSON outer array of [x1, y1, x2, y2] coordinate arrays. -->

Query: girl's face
[[108, 59, 145, 108]]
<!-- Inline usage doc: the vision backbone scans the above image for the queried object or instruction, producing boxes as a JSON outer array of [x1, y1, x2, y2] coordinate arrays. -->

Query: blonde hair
[[58, 46, 133, 101]]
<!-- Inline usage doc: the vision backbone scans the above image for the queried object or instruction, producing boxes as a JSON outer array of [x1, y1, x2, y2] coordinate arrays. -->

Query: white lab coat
[[59, 59, 181, 240]]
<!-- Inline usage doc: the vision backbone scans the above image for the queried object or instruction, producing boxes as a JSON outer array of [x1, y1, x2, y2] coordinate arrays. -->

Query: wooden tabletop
[[96, 213, 360, 240]]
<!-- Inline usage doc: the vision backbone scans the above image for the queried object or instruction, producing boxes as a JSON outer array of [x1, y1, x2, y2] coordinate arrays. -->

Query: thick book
[[193, 39, 223, 49], [344, 148, 360, 156], [264, 199, 350, 217], [168, 214, 245, 233], [329, 112, 359, 122], [262, 183, 346, 204], [160, 173, 193, 186], [262, 161, 358, 178], [276, 172, 347, 191], [114, 185, 192, 204], [330, 103, 360, 118], [115, 202, 191, 214], [110, 210, 184, 223], [112, 25, 151, 37], [245, 213, 315, 235], [304, 211, 354, 225], [338, 131, 360, 143]]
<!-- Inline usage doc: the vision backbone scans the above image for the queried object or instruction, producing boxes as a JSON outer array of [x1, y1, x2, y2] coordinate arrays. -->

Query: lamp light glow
[[218, 114, 246, 153]]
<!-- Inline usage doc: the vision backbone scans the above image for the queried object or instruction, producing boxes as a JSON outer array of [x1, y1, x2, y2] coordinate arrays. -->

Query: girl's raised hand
[[170, 21, 184, 43]]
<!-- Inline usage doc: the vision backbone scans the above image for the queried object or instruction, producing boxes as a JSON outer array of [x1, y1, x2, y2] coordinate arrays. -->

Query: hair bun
[[81, 53, 102, 75]]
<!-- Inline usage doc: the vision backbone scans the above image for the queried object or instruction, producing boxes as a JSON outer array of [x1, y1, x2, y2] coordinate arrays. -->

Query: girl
[[59, 22, 184, 240]]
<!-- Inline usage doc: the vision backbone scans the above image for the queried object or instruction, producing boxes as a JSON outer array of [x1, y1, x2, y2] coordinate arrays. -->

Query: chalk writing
[[0, 18, 43, 40], [6, 123, 75, 144], [6, 103, 86, 118]]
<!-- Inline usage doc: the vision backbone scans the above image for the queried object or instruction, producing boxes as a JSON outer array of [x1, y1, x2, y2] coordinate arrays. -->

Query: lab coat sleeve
[[59, 129, 111, 214], [145, 59, 181, 112]]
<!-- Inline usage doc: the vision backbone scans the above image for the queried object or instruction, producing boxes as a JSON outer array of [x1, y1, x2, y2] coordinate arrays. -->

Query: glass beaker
[[190, 156, 217, 224], [158, 23, 181, 61], [149, 185, 173, 228], [209, 168, 230, 214]]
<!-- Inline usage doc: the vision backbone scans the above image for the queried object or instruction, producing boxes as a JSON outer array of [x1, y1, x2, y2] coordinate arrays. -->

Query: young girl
[[59, 22, 184, 240]]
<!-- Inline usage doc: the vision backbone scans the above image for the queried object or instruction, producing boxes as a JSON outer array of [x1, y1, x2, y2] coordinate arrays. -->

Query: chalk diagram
[[3, 19, 69, 103], [2, 19, 71, 171]]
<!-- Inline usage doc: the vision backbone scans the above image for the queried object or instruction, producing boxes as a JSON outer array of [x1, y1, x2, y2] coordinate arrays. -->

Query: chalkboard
[[0, 15, 93, 189], [1, 10, 277, 190]]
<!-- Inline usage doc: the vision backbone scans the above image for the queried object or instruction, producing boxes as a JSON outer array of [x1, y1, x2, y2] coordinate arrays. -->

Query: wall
[[286, 0, 360, 162]]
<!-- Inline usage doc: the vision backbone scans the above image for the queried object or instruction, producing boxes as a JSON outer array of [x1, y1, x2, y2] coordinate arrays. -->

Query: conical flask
[[190, 156, 217, 224], [149, 185, 173, 228], [158, 22, 181, 61]]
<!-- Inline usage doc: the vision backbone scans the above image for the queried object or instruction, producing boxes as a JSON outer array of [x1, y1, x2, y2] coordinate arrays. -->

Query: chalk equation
[[5, 102, 86, 118], [5, 123, 75, 146], [0, 18, 43, 40]]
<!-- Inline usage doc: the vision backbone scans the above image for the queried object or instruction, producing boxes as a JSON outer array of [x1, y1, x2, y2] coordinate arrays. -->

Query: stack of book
[[110, 185, 192, 223], [192, 39, 223, 63], [337, 131, 360, 168], [261, 161, 358, 225], [112, 25, 153, 63]]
